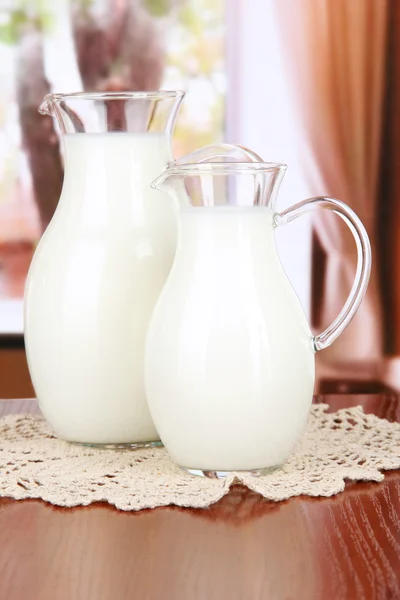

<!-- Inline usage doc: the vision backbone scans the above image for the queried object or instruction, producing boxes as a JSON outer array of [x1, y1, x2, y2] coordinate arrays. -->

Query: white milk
[[145, 208, 315, 472], [25, 133, 176, 444]]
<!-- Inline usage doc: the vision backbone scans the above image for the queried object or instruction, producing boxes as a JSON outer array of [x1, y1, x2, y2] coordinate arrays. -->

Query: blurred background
[[0, 0, 397, 396]]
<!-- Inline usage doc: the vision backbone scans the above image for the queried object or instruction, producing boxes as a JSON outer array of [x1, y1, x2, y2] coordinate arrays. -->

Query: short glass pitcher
[[145, 161, 371, 477]]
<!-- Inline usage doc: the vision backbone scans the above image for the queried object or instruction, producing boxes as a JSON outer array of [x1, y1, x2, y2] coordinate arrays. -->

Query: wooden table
[[0, 395, 399, 600]]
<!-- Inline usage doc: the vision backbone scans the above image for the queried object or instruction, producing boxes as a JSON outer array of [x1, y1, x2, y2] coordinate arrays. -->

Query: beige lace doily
[[0, 404, 399, 511]]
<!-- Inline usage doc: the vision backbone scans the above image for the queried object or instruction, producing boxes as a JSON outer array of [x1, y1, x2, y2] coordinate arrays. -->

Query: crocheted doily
[[0, 404, 399, 511]]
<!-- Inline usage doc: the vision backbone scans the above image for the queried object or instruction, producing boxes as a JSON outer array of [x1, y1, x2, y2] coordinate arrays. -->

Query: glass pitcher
[[146, 161, 371, 476], [24, 91, 263, 447]]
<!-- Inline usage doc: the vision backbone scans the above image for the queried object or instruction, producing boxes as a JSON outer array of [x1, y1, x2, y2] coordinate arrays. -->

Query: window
[[0, 0, 226, 332]]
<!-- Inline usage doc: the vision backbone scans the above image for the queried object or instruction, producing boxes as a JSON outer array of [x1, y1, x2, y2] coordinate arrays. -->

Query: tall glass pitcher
[[146, 161, 371, 475], [24, 91, 185, 446]]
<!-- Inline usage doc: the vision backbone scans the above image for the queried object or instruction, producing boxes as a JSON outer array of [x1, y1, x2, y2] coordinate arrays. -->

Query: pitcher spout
[[151, 170, 171, 191], [38, 93, 53, 116]]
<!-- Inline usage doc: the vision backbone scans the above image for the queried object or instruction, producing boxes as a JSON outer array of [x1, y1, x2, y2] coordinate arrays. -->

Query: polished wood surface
[[0, 346, 34, 399], [0, 395, 399, 600]]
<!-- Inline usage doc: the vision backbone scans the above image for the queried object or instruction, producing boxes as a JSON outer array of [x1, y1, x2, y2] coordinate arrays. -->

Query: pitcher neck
[[153, 162, 286, 211], [39, 91, 184, 136]]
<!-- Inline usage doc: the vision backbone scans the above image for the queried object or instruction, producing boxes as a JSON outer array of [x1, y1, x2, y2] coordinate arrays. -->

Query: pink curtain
[[276, 0, 388, 377]]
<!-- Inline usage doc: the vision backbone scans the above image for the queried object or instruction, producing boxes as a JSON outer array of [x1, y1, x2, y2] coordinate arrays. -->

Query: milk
[[145, 208, 315, 472], [25, 133, 176, 444]]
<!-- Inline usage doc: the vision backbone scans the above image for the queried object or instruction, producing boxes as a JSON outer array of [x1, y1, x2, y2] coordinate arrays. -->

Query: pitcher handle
[[172, 143, 264, 165], [274, 197, 371, 352]]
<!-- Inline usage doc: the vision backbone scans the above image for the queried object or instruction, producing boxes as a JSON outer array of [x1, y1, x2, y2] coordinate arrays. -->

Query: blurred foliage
[[75, 0, 94, 8], [142, 0, 173, 17], [167, 0, 224, 79], [166, 0, 225, 155], [173, 93, 224, 157], [179, 4, 202, 34], [0, 0, 53, 45]]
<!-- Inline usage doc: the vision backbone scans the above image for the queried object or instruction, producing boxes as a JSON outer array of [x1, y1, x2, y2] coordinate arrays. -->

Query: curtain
[[379, 1, 400, 356], [275, 0, 388, 377]]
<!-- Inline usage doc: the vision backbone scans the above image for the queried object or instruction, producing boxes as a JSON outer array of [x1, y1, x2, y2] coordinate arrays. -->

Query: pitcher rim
[[154, 161, 287, 180], [39, 90, 185, 113], [151, 162, 287, 190]]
